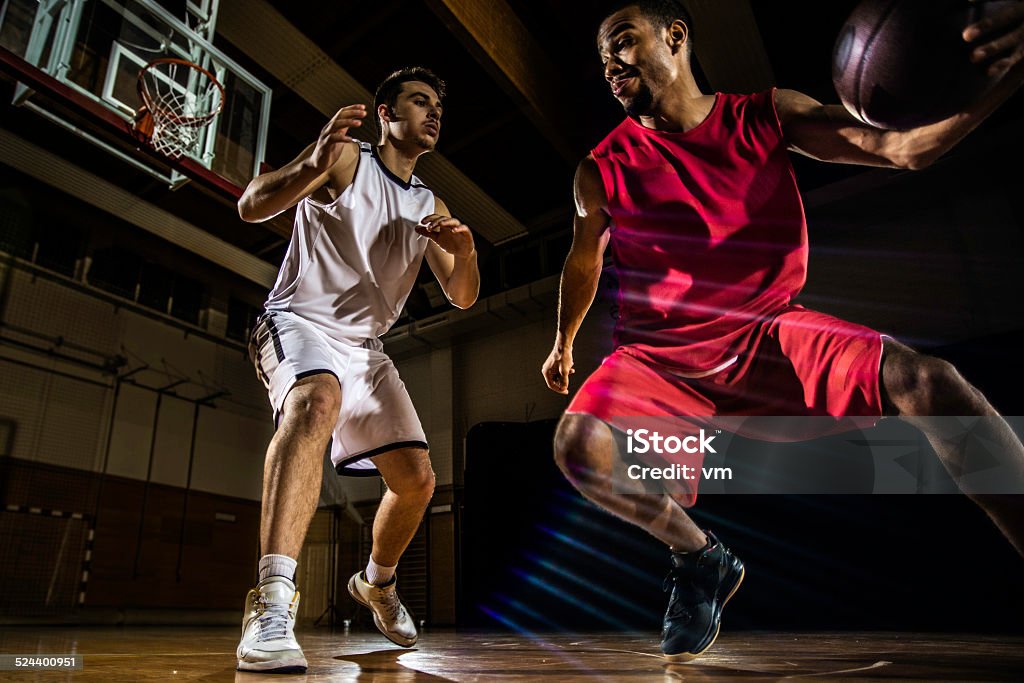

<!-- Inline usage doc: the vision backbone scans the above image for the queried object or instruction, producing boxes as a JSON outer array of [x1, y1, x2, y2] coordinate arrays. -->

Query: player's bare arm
[[542, 156, 611, 395], [419, 196, 479, 310], [237, 104, 366, 222], [777, 5, 1024, 170]]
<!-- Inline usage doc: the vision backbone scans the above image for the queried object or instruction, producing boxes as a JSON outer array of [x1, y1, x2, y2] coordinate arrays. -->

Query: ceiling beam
[[0, 129, 278, 288], [425, 0, 578, 164], [686, 0, 775, 93]]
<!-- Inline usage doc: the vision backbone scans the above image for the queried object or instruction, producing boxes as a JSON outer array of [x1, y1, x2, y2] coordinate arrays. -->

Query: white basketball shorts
[[248, 310, 428, 475]]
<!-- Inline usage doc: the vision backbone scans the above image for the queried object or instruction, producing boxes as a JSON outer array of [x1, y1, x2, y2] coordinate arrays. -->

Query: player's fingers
[[429, 217, 461, 229], [546, 373, 568, 394], [542, 362, 562, 388], [964, 2, 1024, 42], [326, 106, 363, 131], [334, 103, 367, 117], [328, 118, 362, 132], [414, 225, 440, 240], [971, 24, 1024, 62], [986, 55, 1014, 77]]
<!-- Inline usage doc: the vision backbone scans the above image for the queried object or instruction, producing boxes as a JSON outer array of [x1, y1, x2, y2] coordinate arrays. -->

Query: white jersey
[[264, 142, 435, 342]]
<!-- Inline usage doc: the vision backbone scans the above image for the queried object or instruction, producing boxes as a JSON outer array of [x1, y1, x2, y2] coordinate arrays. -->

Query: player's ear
[[668, 20, 688, 54], [377, 103, 392, 123]]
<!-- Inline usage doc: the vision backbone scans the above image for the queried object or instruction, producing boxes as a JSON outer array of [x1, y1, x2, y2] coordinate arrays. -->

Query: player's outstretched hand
[[417, 214, 476, 257], [964, 1, 1024, 78], [542, 345, 574, 395], [310, 104, 366, 173]]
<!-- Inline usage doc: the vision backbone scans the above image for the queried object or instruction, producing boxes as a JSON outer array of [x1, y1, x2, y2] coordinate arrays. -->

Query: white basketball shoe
[[347, 571, 418, 646], [236, 576, 308, 673]]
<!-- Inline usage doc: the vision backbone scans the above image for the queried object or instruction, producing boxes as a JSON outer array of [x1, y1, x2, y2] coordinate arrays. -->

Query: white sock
[[365, 557, 396, 586], [259, 554, 297, 583]]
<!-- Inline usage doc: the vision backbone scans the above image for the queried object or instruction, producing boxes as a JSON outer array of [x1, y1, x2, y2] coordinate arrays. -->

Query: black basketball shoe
[[660, 530, 745, 662]]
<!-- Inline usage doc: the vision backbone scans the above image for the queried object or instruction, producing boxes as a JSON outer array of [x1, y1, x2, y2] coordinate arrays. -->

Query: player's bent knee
[[387, 450, 435, 501], [553, 414, 611, 481], [282, 381, 341, 435], [413, 463, 436, 501], [890, 352, 969, 416]]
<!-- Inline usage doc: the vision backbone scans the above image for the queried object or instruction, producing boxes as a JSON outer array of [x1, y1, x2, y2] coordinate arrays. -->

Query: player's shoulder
[[320, 141, 364, 195], [432, 194, 449, 216], [576, 155, 601, 181], [574, 155, 606, 208]]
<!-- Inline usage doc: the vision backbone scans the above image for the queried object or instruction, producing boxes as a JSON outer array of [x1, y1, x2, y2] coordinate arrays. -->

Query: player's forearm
[[555, 255, 602, 350], [237, 156, 322, 223], [891, 61, 1024, 169], [445, 250, 480, 309]]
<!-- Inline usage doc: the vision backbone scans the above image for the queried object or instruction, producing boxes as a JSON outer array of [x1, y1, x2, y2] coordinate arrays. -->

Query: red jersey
[[591, 89, 807, 374]]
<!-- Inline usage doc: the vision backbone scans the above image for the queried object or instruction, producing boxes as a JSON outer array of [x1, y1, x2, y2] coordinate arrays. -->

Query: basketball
[[832, 0, 1016, 130]]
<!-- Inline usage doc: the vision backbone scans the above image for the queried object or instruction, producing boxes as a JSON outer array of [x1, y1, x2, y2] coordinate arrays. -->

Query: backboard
[[0, 0, 272, 196]]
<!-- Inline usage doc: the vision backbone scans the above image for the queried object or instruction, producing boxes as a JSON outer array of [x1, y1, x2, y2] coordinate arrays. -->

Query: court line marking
[[782, 660, 893, 678], [584, 647, 665, 660]]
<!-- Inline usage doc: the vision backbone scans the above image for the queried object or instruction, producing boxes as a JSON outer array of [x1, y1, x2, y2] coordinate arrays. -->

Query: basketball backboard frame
[[0, 0, 271, 197]]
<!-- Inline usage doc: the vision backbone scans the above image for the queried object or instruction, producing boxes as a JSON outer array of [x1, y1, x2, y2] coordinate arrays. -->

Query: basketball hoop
[[135, 57, 224, 159]]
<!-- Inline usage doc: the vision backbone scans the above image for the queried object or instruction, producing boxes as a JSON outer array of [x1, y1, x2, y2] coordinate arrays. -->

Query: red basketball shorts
[[567, 305, 886, 505]]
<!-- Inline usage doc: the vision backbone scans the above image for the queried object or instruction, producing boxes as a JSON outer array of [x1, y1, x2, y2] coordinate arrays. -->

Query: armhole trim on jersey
[[765, 86, 788, 145], [590, 154, 618, 217], [303, 141, 365, 210]]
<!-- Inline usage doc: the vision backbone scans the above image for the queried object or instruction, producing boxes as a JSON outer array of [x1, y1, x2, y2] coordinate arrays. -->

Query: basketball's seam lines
[[854, 0, 905, 125]]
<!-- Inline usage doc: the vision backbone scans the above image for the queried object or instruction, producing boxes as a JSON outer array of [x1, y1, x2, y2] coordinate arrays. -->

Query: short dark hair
[[373, 67, 447, 135], [606, 0, 694, 50]]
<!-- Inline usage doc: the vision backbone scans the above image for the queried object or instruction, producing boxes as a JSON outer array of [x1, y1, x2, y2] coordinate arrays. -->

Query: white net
[[139, 59, 224, 159]]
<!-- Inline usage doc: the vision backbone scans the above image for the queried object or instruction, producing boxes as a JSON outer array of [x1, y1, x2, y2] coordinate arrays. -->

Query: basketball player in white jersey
[[234, 67, 479, 673]]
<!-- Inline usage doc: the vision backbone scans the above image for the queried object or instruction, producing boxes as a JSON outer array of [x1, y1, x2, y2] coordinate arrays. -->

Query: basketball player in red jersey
[[542, 0, 1024, 662]]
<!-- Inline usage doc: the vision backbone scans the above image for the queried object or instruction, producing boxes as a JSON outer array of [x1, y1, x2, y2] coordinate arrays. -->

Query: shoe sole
[[236, 656, 308, 673], [347, 575, 418, 647], [663, 564, 745, 663]]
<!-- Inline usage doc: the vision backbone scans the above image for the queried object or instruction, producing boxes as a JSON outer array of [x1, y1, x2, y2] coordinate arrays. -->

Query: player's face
[[389, 81, 443, 150], [598, 8, 675, 117]]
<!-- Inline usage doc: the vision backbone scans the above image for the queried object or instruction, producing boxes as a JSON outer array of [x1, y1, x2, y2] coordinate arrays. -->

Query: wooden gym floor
[[2, 627, 1023, 681]]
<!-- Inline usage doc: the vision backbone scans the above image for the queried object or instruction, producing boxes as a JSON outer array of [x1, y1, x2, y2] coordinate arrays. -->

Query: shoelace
[[256, 595, 293, 641], [663, 562, 712, 623], [377, 588, 404, 622]]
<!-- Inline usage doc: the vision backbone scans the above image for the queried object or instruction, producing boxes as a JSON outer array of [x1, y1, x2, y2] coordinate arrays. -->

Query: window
[[170, 276, 204, 325], [88, 247, 141, 299], [138, 262, 173, 313], [35, 222, 85, 277], [0, 188, 33, 260]]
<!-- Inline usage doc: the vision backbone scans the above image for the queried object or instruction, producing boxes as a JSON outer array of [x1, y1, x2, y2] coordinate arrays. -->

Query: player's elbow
[[900, 152, 937, 171], [884, 134, 939, 171], [237, 185, 273, 222], [449, 292, 478, 310], [237, 194, 260, 222]]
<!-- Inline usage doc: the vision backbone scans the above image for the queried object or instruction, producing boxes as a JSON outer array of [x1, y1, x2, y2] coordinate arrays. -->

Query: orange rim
[[136, 57, 225, 127]]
